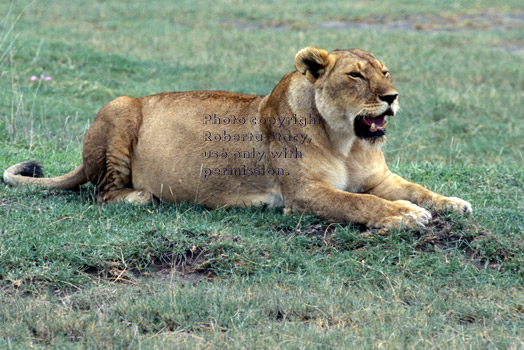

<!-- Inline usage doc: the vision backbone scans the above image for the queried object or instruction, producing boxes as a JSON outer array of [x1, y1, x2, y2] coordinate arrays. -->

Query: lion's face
[[295, 47, 399, 141]]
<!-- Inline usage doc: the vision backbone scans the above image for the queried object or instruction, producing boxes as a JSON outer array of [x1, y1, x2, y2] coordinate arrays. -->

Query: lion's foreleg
[[286, 183, 431, 229], [367, 173, 472, 215]]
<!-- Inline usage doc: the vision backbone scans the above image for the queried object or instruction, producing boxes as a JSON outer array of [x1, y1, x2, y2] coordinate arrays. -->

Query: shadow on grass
[[276, 213, 517, 273], [79, 209, 519, 287]]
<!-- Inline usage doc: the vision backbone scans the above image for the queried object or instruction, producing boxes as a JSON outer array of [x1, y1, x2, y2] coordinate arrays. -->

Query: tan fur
[[3, 47, 472, 229]]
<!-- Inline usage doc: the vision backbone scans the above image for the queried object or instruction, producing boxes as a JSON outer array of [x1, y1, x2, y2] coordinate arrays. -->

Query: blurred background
[[1, 0, 523, 166]]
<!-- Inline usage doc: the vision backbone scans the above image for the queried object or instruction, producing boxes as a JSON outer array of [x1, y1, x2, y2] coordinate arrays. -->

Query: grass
[[1, 0, 523, 348]]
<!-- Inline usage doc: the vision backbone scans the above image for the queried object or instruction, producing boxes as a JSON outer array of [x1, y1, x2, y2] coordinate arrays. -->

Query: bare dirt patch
[[409, 214, 507, 270], [222, 12, 523, 33], [147, 246, 213, 285], [79, 246, 214, 286], [75, 228, 218, 286], [142, 233, 247, 285], [320, 12, 524, 32], [221, 19, 292, 31]]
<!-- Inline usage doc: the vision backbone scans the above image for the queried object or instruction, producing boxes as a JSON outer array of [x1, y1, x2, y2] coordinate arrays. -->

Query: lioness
[[4, 46, 471, 228]]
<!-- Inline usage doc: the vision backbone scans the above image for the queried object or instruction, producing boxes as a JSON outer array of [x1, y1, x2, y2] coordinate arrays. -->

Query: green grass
[[1, 0, 523, 348]]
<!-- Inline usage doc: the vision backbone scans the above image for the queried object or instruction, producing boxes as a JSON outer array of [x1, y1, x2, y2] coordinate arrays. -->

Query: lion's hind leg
[[83, 96, 152, 205], [97, 188, 155, 205]]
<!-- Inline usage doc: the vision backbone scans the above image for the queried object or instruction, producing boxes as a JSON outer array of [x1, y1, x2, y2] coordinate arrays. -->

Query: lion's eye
[[383, 71, 390, 78], [348, 72, 364, 79]]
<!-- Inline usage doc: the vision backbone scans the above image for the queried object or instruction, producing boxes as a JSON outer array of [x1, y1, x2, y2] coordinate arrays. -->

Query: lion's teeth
[[376, 121, 388, 131], [370, 123, 377, 132]]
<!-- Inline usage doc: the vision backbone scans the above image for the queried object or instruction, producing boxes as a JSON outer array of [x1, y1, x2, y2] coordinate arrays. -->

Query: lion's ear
[[294, 46, 331, 83]]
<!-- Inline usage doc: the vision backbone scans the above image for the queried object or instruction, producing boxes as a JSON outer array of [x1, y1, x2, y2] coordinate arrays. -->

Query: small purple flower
[[30, 74, 53, 82], [30, 73, 53, 82]]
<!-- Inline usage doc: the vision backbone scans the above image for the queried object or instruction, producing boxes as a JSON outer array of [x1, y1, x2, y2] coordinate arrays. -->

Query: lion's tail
[[3, 161, 88, 190]]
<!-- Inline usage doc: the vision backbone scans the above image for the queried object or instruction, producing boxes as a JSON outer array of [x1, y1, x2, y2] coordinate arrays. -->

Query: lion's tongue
[[363, 115, 387, 132], [362, 115, 386, 126]]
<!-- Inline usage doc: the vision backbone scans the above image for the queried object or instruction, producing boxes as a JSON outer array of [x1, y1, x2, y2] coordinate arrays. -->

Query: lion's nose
[[379, 94, 398, 105]]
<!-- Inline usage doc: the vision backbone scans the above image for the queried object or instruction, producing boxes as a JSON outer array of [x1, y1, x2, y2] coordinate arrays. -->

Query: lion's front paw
[[436, 196, 472, 215], [369, 200, 432, 229]]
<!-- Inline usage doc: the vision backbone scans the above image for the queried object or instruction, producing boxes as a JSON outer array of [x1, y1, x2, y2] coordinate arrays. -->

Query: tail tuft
[[3, 161, 86, 189], [15, 161, 44, 178]]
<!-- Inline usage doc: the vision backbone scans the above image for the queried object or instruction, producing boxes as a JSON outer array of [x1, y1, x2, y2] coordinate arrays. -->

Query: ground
[[0, 1, 523, 349]]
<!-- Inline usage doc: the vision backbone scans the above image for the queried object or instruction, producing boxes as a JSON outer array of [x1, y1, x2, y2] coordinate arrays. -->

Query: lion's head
[[295, 46, 399, 142]]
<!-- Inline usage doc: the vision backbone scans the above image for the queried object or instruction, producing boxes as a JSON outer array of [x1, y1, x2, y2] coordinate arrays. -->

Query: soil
[[223, 12, 524, 33], [318, 12, 524, 32]]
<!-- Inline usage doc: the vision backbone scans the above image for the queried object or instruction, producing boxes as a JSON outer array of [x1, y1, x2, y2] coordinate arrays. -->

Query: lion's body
[[3, 47, 471, 229], [127, 91, 276, 207]]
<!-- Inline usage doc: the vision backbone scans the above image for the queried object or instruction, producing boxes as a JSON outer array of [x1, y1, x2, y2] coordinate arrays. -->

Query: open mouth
[[354, 109, 393, 139]]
